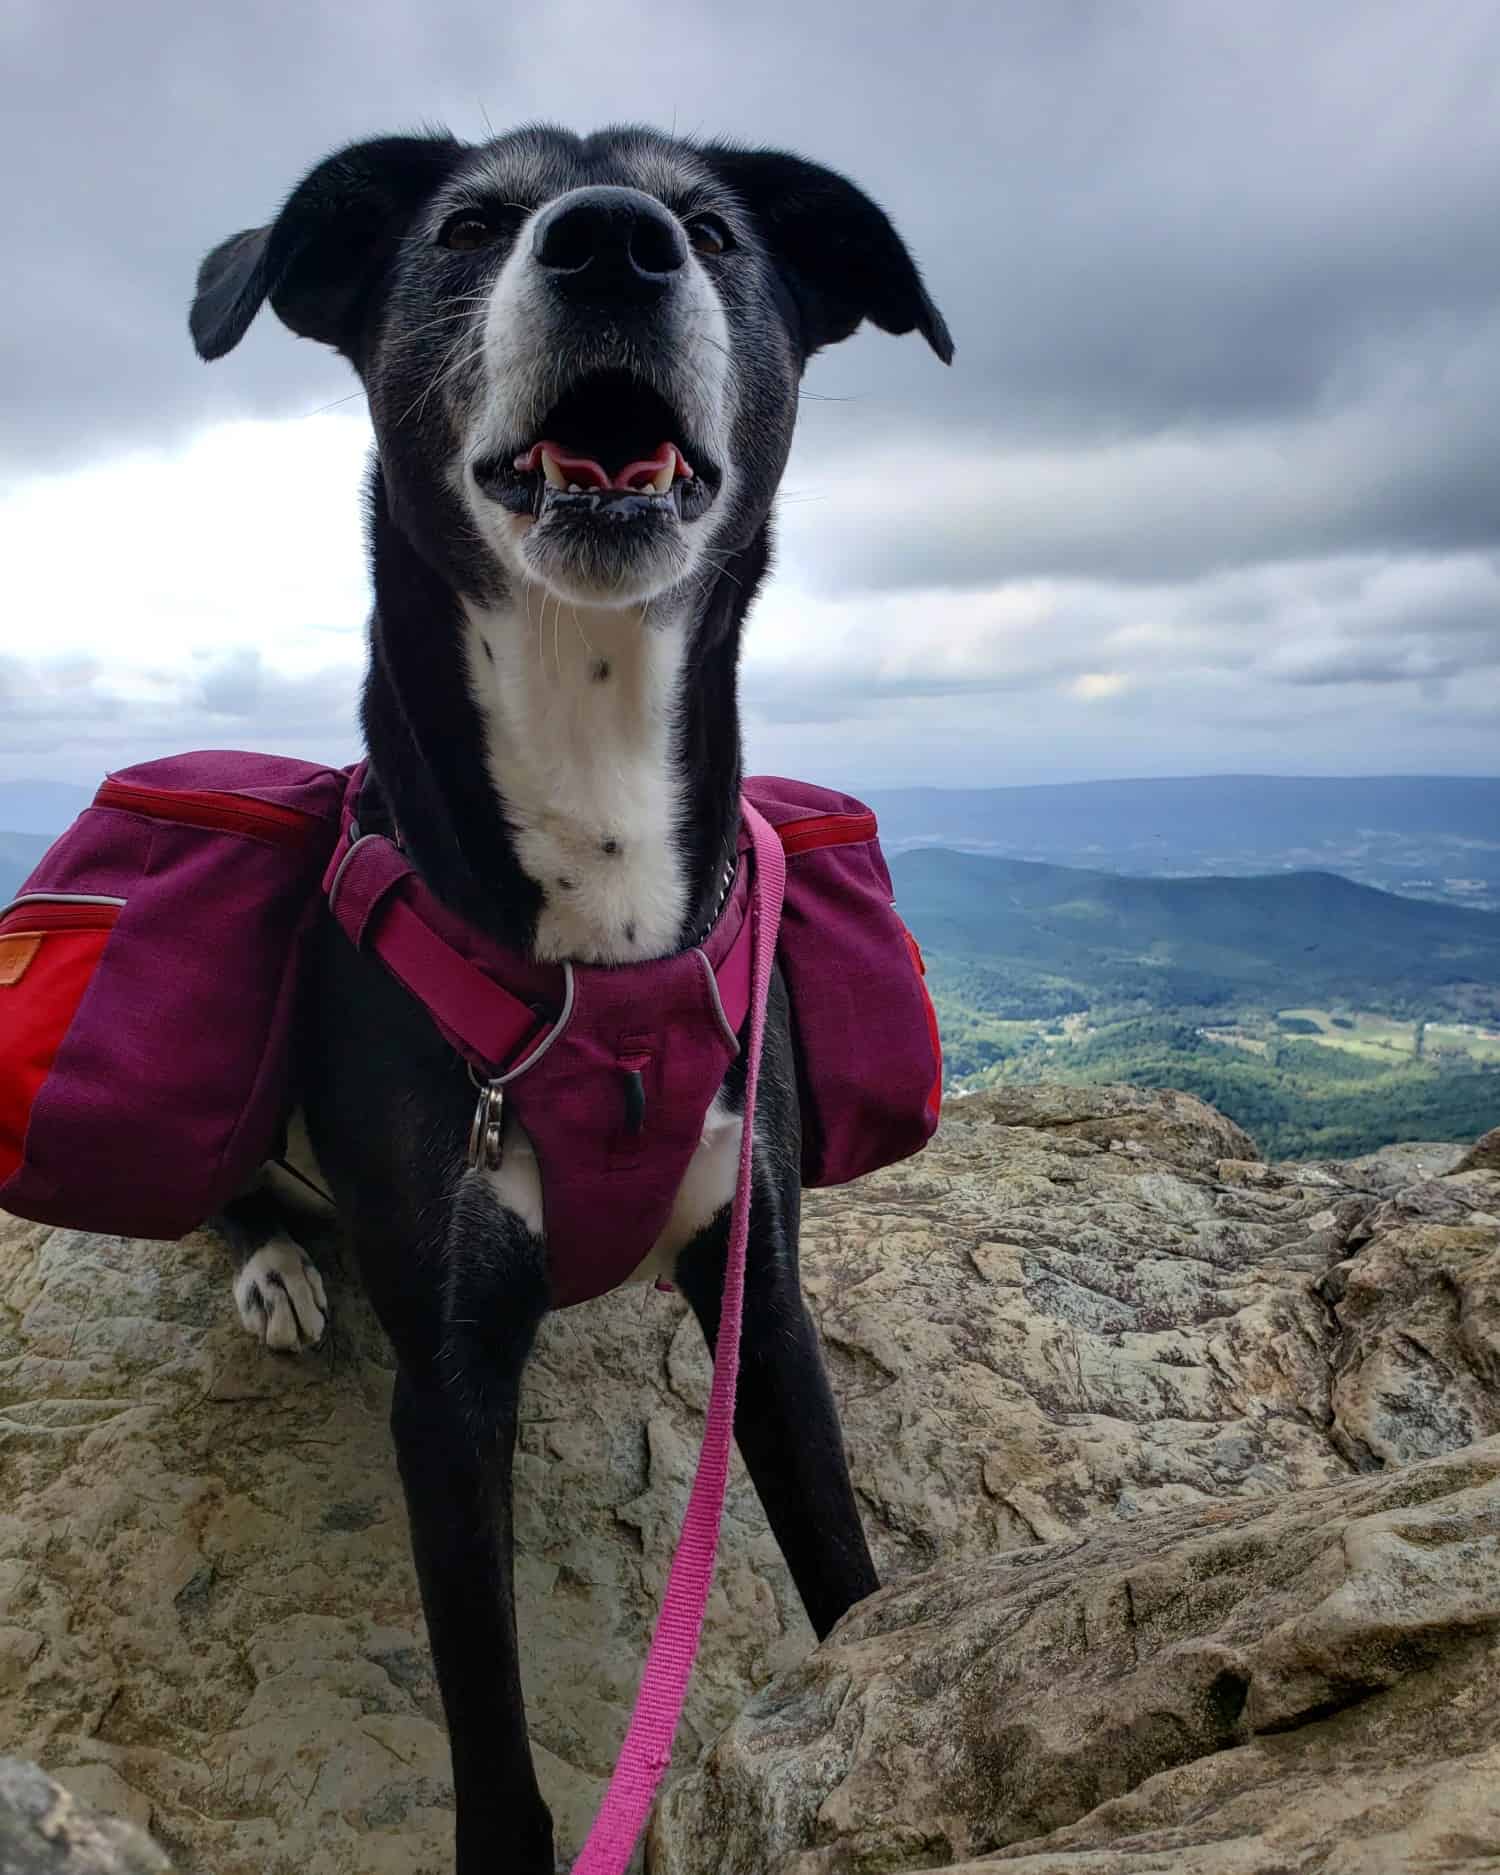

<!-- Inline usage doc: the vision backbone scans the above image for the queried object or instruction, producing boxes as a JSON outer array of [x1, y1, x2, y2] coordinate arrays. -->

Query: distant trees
[[938, 998, 1499, 1159]]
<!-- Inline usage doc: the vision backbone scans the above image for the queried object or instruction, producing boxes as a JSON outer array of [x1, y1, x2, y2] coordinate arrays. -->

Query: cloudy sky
[[5, 1, 1499, 788]]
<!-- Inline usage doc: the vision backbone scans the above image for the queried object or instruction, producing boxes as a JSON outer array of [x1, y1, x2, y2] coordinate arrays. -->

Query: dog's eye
[[685, 214, 733, 258], [439, 214, 501, 253]]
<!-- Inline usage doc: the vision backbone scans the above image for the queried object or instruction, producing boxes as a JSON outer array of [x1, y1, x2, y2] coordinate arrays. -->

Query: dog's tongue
[[514, 440, 693, 493]]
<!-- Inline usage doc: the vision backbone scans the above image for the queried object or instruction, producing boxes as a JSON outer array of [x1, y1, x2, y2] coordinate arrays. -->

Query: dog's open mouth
[[474, 371, 719, 525]]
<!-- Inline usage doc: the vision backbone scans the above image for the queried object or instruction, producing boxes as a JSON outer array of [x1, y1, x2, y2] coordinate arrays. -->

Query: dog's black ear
[[704, 146, 953, 364], [190, 133, 466, 362]]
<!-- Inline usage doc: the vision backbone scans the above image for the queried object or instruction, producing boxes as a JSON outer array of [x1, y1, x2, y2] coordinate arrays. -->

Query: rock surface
[[1, 1085, 1497, 1872], [651, 1439, 1500, 1873], [1457, 1123, 1500, 1173], [0, 1755, 171, 1872]]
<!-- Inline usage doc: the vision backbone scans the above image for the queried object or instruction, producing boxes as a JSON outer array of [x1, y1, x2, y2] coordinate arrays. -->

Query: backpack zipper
[[775, 810, 879, 856], [94, 779, 321, 849], [0, 894, 124, 935]]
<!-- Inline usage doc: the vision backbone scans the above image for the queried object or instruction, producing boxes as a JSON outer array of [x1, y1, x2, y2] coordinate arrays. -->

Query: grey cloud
[[0, 648, 362, 775], [192, 652, 346, 723], [745, 663, 1077, 726], [743, 549, 1500, 732], [11, 4, 1500, 615], [778, 342, 1500, 595], [744, 662, 1500, 792], [6, 1, 1500, 786], [9, 1, 1500, 472]]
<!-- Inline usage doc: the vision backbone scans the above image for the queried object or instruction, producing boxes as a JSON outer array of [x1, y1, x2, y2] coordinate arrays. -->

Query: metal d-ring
[[466, 1075, 505, 1172]]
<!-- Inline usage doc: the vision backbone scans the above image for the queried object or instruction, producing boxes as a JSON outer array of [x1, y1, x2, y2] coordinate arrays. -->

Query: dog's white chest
[[462, 596, 688, 964], [460, 589, 739, 1280]]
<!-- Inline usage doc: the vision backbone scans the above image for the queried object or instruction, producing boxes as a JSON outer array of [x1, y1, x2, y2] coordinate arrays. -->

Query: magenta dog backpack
[[0, 753, 348, 1238], [0, 754, 940, 1247], [741, 777, 942, 1187]]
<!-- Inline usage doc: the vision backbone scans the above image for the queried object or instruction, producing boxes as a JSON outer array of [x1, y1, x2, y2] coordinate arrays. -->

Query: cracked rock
[[2, 1087, 1497, 1870], [651, 1440, 1500, 1873]]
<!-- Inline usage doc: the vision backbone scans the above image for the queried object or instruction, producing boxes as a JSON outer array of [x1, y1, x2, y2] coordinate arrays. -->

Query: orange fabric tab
[[0, 934, 42, 986]]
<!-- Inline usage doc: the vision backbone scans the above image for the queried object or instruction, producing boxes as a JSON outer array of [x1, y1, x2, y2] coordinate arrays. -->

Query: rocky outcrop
[[0, 1757, 170, 1872], [1, 1086, 1496, 1871], [650, 1104, 1500, 1873], [1318, 1182, 1500, 1470], [651, 1439, 1500, 1873], [1457, 1123, 1500, 1173]]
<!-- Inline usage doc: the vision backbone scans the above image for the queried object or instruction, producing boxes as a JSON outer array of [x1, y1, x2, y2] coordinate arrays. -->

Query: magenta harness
[[324, 772, 758, 1306]]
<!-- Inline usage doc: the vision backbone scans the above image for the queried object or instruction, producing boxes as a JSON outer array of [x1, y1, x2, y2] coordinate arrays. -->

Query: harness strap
[[571, 801, 786, 1873], [373, 893, 549, 1071], [325, 819, 756, 1079], [326, 833, 554, 1074]]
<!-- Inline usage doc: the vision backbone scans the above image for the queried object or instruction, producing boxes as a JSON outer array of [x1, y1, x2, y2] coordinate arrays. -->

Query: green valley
[[893, 849, 1500, 1160]]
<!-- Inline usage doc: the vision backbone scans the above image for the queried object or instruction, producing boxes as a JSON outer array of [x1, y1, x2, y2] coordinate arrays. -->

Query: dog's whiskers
[[692, 549, 744, 593], [387, 301, 492, 352], [395, 324, 488, 430], [301, 390, 366, 419]]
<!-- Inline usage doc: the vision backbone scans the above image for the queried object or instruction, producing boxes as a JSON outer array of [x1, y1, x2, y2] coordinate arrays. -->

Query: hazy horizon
[[2, 765, 1498, 801], [6, 771, 1497, 914]]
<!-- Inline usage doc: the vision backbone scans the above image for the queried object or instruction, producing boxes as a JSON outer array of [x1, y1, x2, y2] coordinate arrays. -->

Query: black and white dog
[[192, 123, 950, 1873]]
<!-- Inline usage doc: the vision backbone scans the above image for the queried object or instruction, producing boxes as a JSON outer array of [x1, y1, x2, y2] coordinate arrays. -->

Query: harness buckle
[[466, 1078, 505, 1172]]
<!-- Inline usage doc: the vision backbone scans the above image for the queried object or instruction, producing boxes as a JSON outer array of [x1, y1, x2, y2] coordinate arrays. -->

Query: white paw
[[234, 1239, 328, 1352]]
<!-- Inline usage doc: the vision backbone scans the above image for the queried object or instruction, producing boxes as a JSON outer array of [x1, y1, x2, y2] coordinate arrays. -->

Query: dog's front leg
[[678, 1179, 880, 1643], [391, 1366, 556, 1874]]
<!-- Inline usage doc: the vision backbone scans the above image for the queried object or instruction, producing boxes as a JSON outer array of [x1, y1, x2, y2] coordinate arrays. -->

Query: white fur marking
[[627, 1093, 743, 1285], [482, 1107, 545, 1238], [235, 1239, 328, 1352], [462, 593, 688, 963]]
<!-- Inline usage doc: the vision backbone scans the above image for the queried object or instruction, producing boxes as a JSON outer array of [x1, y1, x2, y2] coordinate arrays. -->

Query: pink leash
[[572, 802, 787, 1873]]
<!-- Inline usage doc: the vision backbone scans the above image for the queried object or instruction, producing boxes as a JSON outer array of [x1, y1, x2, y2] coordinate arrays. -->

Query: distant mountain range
[[5, 772, 1500, 924], [867, 775, 1500, 910], [890, 846, 1500, 1023]]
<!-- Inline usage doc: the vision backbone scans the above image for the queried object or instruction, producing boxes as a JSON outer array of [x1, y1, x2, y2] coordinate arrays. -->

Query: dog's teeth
[[650, 461, 676, 494], [540, 450, 568, 490], [569, 482, 581, 493]]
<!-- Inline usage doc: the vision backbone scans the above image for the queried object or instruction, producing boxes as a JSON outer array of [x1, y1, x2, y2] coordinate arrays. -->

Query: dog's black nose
[[532, 187, 688, 304]]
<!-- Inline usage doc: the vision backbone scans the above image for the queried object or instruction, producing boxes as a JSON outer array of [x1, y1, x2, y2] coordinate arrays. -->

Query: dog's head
[[192, 126, 951, 610]]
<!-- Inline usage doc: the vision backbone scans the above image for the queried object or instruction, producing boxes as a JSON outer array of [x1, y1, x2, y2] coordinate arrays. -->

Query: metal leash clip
[[466, 1077, 505, 1172]]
